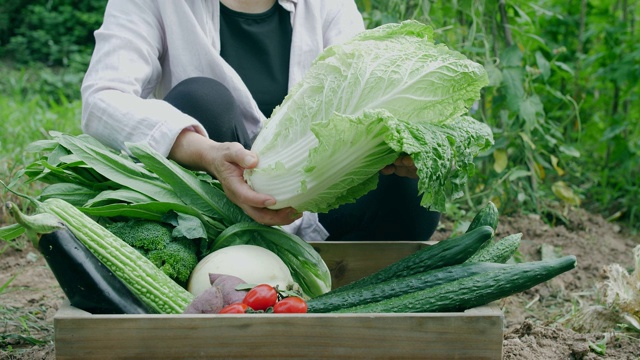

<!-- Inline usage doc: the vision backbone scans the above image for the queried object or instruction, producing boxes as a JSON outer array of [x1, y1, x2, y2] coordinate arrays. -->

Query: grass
[[0, 63, 82, 230], [0, 64, 82, 356]]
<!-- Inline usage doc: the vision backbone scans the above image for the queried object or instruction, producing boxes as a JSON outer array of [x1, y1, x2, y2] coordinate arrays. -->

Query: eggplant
[[39, 227, 154, 314]]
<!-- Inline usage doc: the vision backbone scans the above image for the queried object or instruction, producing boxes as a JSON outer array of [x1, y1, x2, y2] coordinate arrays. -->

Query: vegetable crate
[[53, 241, 504, 359]]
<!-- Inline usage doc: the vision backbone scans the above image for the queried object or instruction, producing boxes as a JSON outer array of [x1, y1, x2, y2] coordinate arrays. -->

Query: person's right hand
[[169, 130, 301, 226]]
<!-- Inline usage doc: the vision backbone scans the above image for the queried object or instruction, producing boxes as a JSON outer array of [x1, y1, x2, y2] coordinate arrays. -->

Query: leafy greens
[[245, 21, 494, 213]]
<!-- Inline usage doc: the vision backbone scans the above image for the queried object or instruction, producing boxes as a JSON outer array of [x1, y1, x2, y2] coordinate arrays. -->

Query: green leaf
[[502, 67, 525, 112], [0, 224, 26, 242], [57, 134, 183, 204], [170, 213, 207, 240], [80, 202, 224, 240], [559, 145, 580, 158], [484, 62, 503, 87], [24, 138, 60, 154], [519, 95, 545, 130], [38, 183, 99, 206], [500, 45, 523, 67], [535, 51, 551, 80], [508, 169, 531, 181], [84, 188, 155, 207], [127, 143, 252, 225], [554, 61, 574, 76], [211, 222, 332, 298]]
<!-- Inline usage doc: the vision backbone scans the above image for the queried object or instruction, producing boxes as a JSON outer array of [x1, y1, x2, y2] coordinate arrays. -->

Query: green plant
[[0, 305, 51, 349], [1, 0, 106, 67], [0, 65, 82, 229], [357, 0, 640, 232]]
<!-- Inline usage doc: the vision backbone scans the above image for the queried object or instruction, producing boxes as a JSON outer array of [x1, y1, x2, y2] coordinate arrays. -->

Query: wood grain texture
[[310, 241, 435, 288]]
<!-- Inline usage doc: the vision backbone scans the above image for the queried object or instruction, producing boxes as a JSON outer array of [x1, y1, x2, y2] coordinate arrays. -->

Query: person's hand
[[169, 130, 301, 226], [380, 155, 418, 179]]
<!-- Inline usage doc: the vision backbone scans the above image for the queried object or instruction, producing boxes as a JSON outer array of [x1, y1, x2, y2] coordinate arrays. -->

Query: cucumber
[[466, 233, 522, 264], [325, 225, 494, 295], [334, 255, 577, 313], [307, 262, 507, 313], [467, 201, 499, 233]]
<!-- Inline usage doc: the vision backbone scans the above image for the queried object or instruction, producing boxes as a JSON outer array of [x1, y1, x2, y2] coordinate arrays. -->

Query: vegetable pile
[[183, 274, 308, 315], [0, 131, 332, 305], [187, 244, 295, 298]]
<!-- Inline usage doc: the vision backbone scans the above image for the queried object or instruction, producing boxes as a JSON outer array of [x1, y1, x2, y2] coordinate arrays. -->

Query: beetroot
[[209, 273, 248, 306], [183, 286, 224, 314]]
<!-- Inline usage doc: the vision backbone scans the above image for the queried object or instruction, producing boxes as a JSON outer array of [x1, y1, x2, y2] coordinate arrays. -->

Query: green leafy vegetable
[[104, 219, 173, 251], [104, 219, 199, 286], [13, 131, 333, 298], [245, 20, 493, 213]]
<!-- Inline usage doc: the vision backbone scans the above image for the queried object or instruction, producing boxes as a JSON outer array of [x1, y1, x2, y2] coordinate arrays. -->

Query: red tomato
[[219, 303, 249, 314], [273, 296, 308, 313], [242, 284, 278, 311]]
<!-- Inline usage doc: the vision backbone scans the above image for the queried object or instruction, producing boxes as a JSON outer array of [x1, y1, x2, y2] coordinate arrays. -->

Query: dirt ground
[[1, 206, 639, 359]]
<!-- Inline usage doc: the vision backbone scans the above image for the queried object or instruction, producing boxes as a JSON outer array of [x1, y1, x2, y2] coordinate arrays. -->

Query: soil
[[1, 206, 639, 359]]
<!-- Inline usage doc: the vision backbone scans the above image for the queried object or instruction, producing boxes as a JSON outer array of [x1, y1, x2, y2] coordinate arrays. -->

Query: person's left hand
[[380, 155, 418, 179]]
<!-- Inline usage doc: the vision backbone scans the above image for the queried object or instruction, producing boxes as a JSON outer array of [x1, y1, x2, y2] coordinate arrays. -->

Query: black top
[[219, 2, 292, 118]]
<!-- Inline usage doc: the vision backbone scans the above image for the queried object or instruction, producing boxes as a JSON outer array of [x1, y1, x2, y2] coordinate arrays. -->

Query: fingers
[[380, 155, 418, 178], [227, 180, 301, 226], [395, 155, 414, 167], [242, 206, 302, 226], [211, 143, 301, 225]]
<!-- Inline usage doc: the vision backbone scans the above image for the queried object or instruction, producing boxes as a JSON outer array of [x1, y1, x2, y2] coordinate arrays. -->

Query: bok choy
[[245, 21, 494, 213]]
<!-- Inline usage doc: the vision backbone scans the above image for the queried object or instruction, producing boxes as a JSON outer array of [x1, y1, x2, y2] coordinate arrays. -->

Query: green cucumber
[[307, 261, 507, 313], [466, 233, 522, 264], [467, 201, 499, 233], [334, 255, 577, 313], [326, 225, 494, 295]]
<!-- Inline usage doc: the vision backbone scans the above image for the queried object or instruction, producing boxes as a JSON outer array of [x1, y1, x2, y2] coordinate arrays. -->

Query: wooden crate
[[54, 241, 504, 359]]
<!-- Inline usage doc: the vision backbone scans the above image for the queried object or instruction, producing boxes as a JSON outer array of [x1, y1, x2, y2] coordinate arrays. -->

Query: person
[[81, 0, 440, 242]]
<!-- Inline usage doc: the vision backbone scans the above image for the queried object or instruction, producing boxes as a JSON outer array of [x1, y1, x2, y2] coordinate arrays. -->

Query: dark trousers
[[164, 77, 440, 241]]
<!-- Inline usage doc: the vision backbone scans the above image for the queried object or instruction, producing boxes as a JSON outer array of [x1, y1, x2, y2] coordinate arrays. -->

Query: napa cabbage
[[244, 21, 494, 213]]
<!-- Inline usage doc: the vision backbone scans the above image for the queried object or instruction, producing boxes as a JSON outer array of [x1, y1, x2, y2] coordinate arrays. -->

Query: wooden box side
[[55, 303, 503, 360], [310, 241, 433, 289]]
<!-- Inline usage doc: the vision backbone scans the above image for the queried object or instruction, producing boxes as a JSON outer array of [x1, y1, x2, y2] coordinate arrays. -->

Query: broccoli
[[104, 219, 200, 286], [104, 219, 172, 251], [147, 238, 198, 286]]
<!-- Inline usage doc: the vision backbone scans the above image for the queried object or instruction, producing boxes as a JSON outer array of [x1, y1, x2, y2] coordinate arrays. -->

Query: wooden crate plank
[[310, 241, 433, 288], [55, 306, 502, 359]]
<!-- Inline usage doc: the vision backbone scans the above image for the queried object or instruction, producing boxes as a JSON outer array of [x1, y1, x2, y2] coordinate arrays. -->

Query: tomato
[[273, 296, 308, 313], [242, 284, 278, 311], [219, 302, 249, 314]]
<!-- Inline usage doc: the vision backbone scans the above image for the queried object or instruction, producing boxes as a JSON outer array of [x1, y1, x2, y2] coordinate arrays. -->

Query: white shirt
[[81, 0, 365, 241]]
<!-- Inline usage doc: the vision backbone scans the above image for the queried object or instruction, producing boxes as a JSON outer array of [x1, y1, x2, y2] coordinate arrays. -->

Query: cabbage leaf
[[245, 21, 493, 213]]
